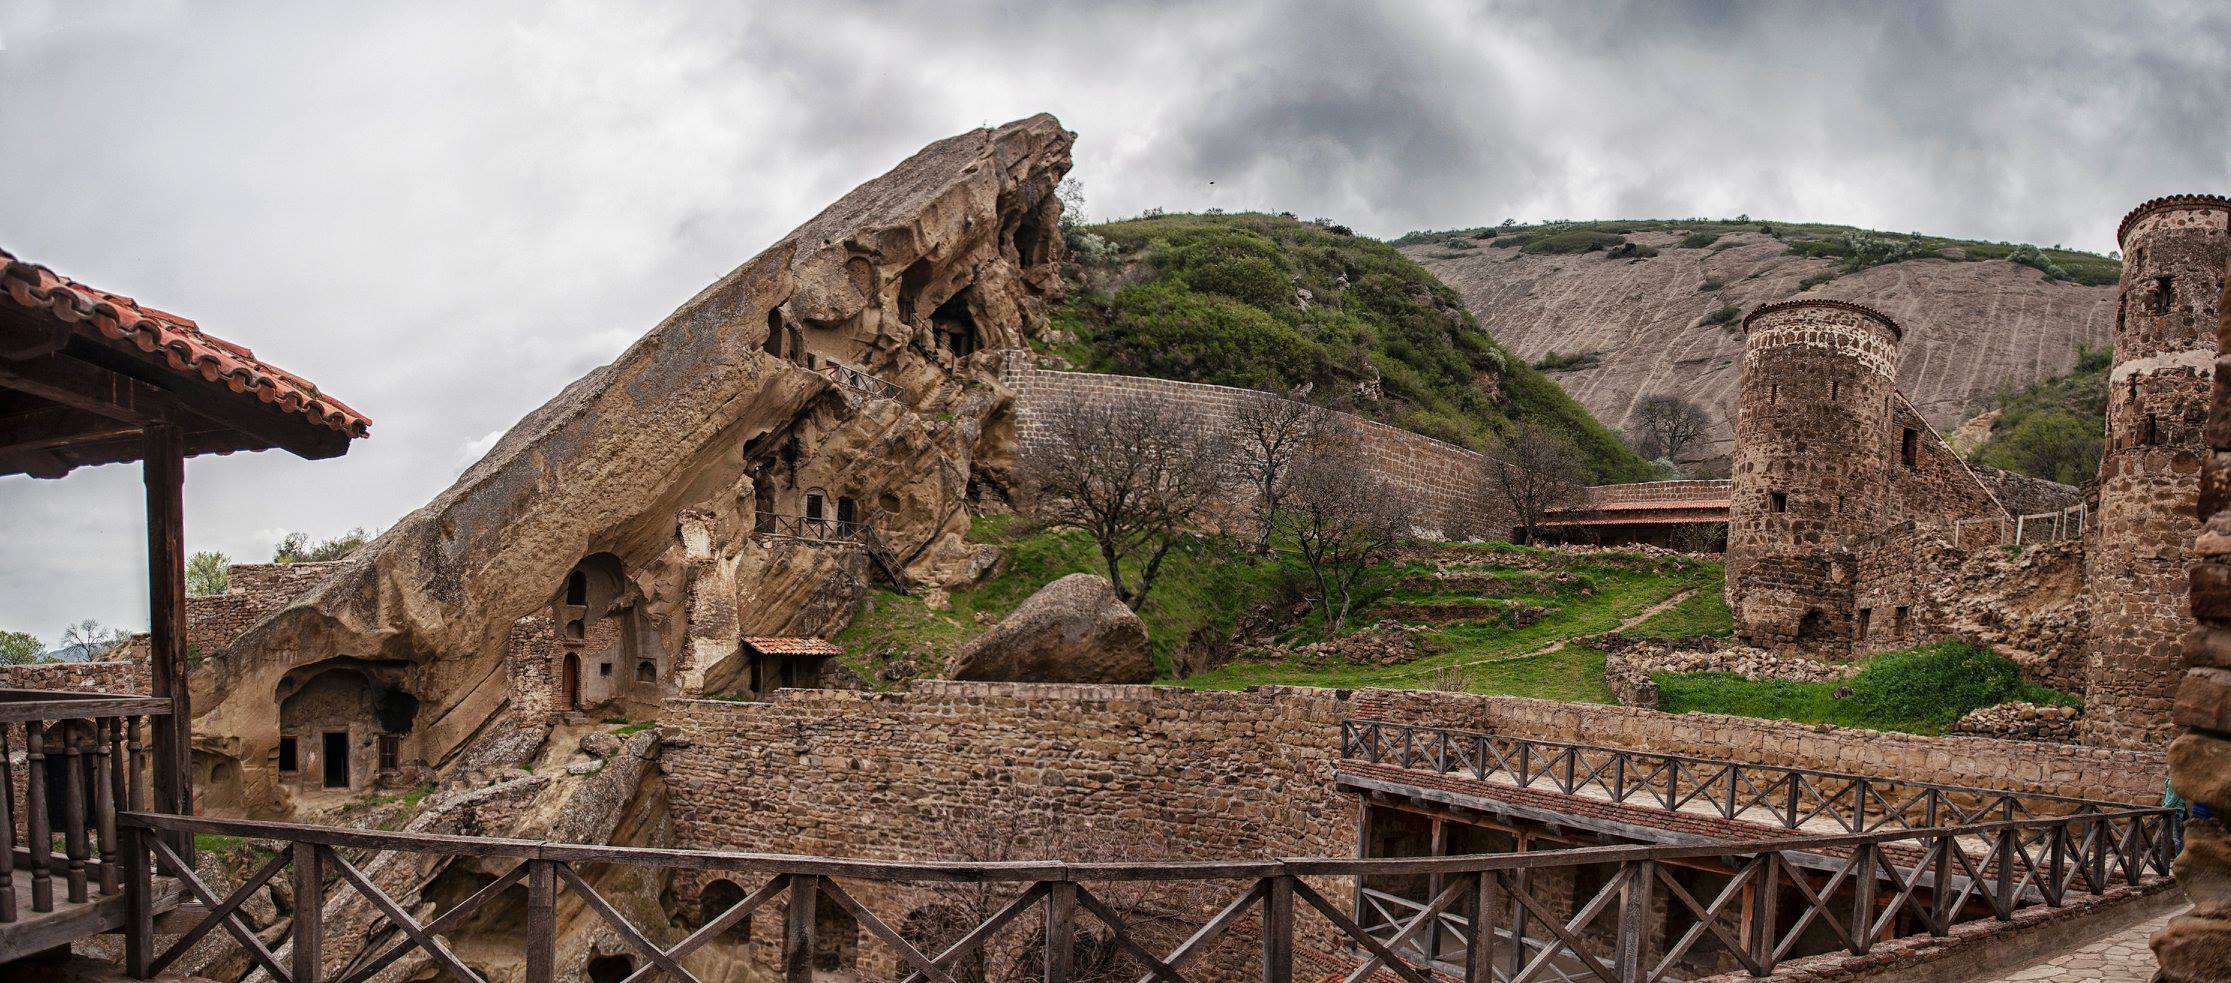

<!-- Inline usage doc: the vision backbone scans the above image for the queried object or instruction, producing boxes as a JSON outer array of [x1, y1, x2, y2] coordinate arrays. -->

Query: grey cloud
[[1, 0, 2226, 642]]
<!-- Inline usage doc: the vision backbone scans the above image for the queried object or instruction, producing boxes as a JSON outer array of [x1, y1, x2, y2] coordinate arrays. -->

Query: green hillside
[[1052, 212, 1653, 482], [1967, 345, 2110, 484], [1395, 218, 2121, 287]]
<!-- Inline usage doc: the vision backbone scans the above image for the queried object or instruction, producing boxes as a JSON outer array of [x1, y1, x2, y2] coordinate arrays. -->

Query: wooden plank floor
[[0, 870, 184, 964]]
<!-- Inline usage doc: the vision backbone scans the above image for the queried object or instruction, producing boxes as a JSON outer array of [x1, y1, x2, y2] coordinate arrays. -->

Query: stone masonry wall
[[1883, 394, 2005, 532], [1726, 302, 1903, 652], [186, 561, 345, 657], [2086, 198, 2228, 749], [1001, 352, 1508, 539], [0, 659, 147, 694], [2155, 195, 2231, 982], [1848, 525, 2089, 687]]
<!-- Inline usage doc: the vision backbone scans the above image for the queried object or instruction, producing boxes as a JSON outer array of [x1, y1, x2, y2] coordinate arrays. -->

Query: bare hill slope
[[1403, 227, 2116, 461]]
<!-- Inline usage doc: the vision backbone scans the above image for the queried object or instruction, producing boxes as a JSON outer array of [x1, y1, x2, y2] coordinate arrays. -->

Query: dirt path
[[1379, 587, 1700, 683]]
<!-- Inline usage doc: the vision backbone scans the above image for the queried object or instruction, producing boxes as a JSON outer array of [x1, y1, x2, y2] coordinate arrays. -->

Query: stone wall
[[1000, 352, 1508, 538], [2086, 196, 2228, 749], [0, 658, 147, 694], [1848, 526, 2089, 685], [1726, 301, 1904, 651], [1579, 480, 1732, 505], [1884, 394, 2005, 532], [1972, 463, 2085, 518], [2156, 193, 2231, 981], [185, 561, 344, 657]]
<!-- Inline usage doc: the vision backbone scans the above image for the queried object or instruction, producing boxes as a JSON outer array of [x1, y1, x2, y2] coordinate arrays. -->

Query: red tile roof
[[0, 247, 371, 437], [741, 636, 844, 657]]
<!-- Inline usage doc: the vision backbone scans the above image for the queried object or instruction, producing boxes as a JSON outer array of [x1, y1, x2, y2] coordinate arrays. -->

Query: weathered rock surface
[[1949, 700, 2082, 742], [1407, 230, 2114, 461], [950, 573, 1152, 683], [190, 114, 1076, 814]]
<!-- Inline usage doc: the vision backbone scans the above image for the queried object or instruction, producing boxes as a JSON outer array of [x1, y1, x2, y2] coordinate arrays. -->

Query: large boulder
[[951, 574, 1152, 683]]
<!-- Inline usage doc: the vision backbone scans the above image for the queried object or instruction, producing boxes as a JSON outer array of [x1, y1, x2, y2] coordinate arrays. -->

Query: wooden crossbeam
[[814, 876, 956, 983], [1069, 884, 1185, 983], [1651, 858, 1764, 979], [555, 862, 701, 983], [618, 874, 788, 983], [325, 846, 484, 983], [147, 845, 291, 978], [147, 834, 292, 982], [1289, 878, 1434, 983], [343, 863, 529, 983]]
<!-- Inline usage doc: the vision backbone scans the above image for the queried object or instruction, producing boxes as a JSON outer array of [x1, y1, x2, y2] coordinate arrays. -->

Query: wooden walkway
[[0, 869, 184, 964]]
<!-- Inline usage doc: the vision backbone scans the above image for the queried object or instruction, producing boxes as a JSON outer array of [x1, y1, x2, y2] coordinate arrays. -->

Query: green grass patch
[[613, 720, 658, 736], [1177, 550, 1718, 694], [1532, 350, 1603, 373], [1655, 641, 2078, 734], [1627, 589, 1732, 638]]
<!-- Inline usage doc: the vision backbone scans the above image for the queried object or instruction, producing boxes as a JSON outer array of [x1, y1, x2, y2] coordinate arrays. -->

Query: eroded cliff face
[[189, 114, 1075, 817], [1406, 230, 2115, 462]]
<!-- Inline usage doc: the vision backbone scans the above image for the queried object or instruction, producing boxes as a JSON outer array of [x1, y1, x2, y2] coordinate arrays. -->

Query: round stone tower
[[1725, 299, 1903, 653], [2082, 194, 2231, 748]]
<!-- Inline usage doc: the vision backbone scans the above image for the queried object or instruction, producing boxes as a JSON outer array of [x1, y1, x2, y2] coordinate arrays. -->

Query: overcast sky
[[2, 1, 2226, 645]]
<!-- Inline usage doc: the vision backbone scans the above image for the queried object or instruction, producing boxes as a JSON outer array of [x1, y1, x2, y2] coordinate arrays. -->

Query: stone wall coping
[[1741, 297, 1903, 339], [2116, 192, 2231, 245]]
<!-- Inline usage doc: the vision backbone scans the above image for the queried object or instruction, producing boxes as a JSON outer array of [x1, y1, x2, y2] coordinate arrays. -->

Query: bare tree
[[1230, 390, 1328, 551], [1018, 397, 1231, 610], [1628, 394, 1712, 466], [1276, 432, 1416, 637], [1486, 423, 1590, 545]]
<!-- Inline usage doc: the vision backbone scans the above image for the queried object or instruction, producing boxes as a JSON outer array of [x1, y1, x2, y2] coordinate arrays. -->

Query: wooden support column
[[292, 842, 324, 983], [1261, 875, 1293, 982], [1426, 816, 1449, 969], [144, 423, 193, 862]]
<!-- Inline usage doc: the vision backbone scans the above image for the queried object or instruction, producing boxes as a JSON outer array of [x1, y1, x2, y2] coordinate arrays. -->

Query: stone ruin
[[1722, 197, 2230, 749]]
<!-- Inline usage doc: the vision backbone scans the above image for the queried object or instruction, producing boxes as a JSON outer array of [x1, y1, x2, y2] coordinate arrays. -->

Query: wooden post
[[144, 424, 193, 863], [124, 824, 153, 979], [1466, 871, 1500, 983], [1261, 875, 1293, 982], [1615, 860, 1654, 983], [27, 723, 52, 912], [97, 717, 120, 895], [0, 723, 12, 923], [524, 860, 555, 983], [292, 842, 324, 983], [1751, 855, 1779, 970], [63, 721, 89, 903], [1851, 843, 1878, 954], [1044, 880, 1077, 982], [785, 873, 819, 982], [1353, 801, 1374, 928]]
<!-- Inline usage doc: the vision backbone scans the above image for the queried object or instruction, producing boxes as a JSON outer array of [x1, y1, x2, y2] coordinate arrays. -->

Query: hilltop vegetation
[[1966, 345, 2110, 484], [1052, 211, 1653, 482], [1396, 218, 2121, 287]]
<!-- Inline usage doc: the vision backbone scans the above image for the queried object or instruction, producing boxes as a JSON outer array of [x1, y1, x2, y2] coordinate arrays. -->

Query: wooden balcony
[[0, 689, 185, 964]]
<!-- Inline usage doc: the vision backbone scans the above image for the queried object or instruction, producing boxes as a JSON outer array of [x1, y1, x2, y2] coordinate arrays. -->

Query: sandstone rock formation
[[1406, 230, 2115, 461], [950, 573, 1152, 683], [187, 112, 1075, 815]]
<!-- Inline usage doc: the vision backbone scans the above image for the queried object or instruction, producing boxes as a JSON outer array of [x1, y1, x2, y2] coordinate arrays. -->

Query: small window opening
[[637, 660, 657, 682], [378, 734, 401, 772], [1856, 608, 1872, 638], [1769, 384, 1778, 403], [564, 619, 585, 641], [806, 493, 825, 521], [2151, 276, 2174, 315], [1836, 495, 1845, 514], [1830, 380, 1839, 401], [600, 662, 613, 677], [762, 308, 784, 358], [277, 736, 298, 774], [1900, 428, 1919, 468], [836, 496, 857, 534], [2144, 413, 2160, 446], [565, 571, 587, 605], [1769, 491, 1788, 514], [1894, 606, 1911, 637]]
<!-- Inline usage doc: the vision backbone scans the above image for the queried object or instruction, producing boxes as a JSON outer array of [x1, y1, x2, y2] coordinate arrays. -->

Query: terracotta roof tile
[[0, 247, 370, 438], [741, 636, 844, 657]]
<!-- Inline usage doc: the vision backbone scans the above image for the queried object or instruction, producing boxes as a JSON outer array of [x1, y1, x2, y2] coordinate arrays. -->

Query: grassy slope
[[1176, 545, 1724, 699], [1966, 345, 2110, 484], [1655, 641, 2079, 735], [1394, 218, 2121, 287], [1056, 212, 1653, 483]]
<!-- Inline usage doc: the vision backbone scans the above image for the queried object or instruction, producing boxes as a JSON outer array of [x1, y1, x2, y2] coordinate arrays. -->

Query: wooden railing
[[818, 358, 906, 402], [117, 793, 2174, 983], [0, 688, 172, 925], [752, 512, 879, 545], [1338, 720, 2156, 836]]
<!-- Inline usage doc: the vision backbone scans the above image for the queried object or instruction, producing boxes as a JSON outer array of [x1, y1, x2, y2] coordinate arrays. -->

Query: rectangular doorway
[[322, 731, 350, 789]]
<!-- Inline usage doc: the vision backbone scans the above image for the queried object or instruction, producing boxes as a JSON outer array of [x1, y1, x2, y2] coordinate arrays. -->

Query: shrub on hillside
[[1838, 642, 2076, 732], [1521, 230, 1629, 255]]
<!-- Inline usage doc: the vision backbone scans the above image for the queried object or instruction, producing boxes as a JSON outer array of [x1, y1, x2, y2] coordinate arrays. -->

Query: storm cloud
[[1, 0, 2225, 643]]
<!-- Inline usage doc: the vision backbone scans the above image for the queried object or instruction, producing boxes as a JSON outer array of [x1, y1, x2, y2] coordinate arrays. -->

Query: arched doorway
[[562, 653, 581, 710]]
